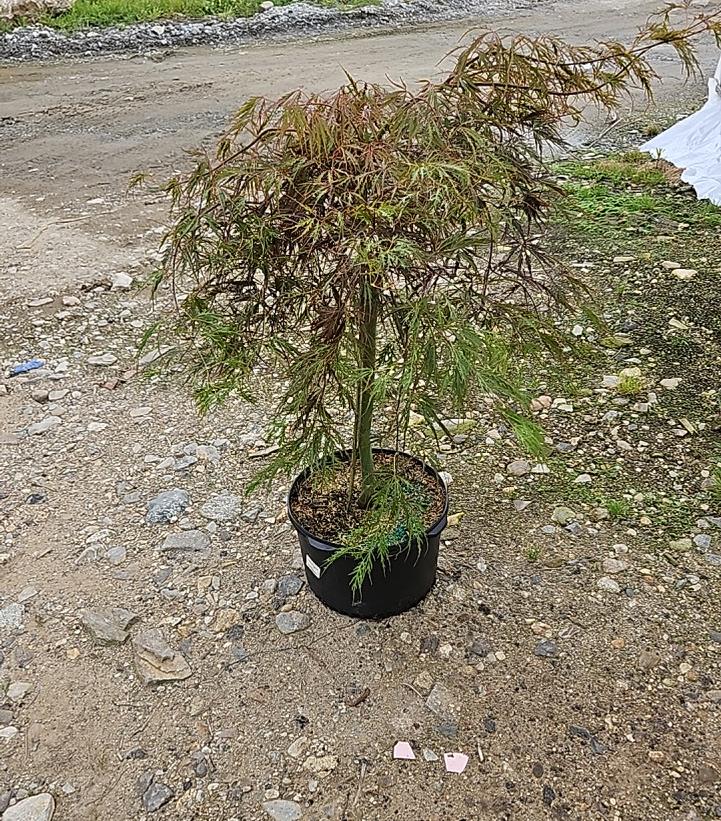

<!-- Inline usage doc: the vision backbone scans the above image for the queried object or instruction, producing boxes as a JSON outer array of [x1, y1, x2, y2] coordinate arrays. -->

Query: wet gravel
[[0, 0, 539, 62]]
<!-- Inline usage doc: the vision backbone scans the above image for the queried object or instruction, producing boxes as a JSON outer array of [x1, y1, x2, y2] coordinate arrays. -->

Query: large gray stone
[[146, 489, 190, 524], [2, 793, 55, 821], [80, 607, 139, 644]]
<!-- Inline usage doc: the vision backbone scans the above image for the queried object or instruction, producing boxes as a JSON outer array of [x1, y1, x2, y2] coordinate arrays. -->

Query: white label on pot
[[305, 554, 321, 578]]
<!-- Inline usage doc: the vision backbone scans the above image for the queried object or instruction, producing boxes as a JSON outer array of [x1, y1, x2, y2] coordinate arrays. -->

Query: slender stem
[[347, 381, 361, 510], [357, 279, 380, 506]]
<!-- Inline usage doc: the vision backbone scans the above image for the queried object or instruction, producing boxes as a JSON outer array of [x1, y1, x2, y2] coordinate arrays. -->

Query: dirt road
[[1, 0, 718, 296]]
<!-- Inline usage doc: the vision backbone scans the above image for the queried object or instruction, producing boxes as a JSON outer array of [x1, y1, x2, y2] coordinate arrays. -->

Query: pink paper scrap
[[393, 741, 416, 760], [444, 752, 469, 773]]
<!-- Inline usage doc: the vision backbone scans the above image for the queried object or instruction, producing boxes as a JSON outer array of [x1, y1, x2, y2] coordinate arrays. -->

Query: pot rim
[[286, 446, 449, 552]]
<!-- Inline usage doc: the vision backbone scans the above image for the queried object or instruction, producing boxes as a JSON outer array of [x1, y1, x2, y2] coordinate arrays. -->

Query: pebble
[[80, 607, 138, 644], [146, 488, 190, 524], [276, 574, 304, 598], [506, 459, 531, 477], [105, 546, 127, 565], [262, 800, 303, 821], [413, 670, 434, 694], [28, 416, 61, 436], [0, 603, 24, 631], [425, 682, 457, 717], [602, 558, 627, 574], [1, 794, 55, 821], [7, 681, 33, 702], [142, 782, 174, 813], [597, 577, 621, 594], [201, 492, 241, 522], [551, 506, 577, 525], [160, 530, 210, 557], [637, 650, 661, 671], [132, 629, 192, 684], [275, 611, 309, 634], [87, 353, 117, 366], [534, 639, 558, 658], [694, 534, 712, 551], [302, 754, 338, 777], [659, 378, 680, 390], [110, 271, 134, 290]]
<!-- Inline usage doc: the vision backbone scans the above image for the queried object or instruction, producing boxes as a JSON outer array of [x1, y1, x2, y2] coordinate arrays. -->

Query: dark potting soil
[[289, 451, 446, 545]]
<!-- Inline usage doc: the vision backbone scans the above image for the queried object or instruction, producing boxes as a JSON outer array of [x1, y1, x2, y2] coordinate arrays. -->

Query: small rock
[[7, 681, 33, 702], [601, 558, 627, 574], [303, 754, 338, 777], [87, 353, 117, 366], [534, 639, 558, 658], [28, 416, 61, 436], [597, 577, 621, 594], [146, 489, 190, 524], [110, 271, 134, 290], [160, 530, 210, 557], [551, 506, 577, 525], [262, 799, 303, 821], [507, 459, 531, 477], [573, 473, 592, 484], [660, 260, 680, 270], [275, 611, 309, 634], [80, 607, 138, 644], [694, 534, 712, 551], [637, 649, 661, 671], [0, 603, 25, 632], [425, 682, 458, 717], [413, 670, 434, 694], [648, 750, 665, 762], [659, 378, 680, 390], [276, 574, 304, 598], [669, 538, 693, 552], [201, 492, 241, 522], [2, 794, 55, 821], [673, 268, 697, 280], [287, 736, 308, 759], [132, 629, 192, 684], [142, 782, 173, 813], [423, 748, 439, 762], [105, 546, 127, 565]]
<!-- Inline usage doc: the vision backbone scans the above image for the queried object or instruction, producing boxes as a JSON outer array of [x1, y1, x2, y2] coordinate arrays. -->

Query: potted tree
[[145, 6, 719, 618]]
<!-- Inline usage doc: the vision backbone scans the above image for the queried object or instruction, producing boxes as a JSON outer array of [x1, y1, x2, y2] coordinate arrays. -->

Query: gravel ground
[[1, 141, 721, 820], [0, 0, 539, 61]]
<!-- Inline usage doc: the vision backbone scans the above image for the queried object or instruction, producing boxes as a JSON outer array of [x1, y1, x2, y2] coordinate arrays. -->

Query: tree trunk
[[357, 281, 379, 506]]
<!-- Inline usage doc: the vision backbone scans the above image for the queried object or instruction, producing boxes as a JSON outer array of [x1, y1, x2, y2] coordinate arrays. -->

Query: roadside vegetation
[[0, 0, 370, 32]]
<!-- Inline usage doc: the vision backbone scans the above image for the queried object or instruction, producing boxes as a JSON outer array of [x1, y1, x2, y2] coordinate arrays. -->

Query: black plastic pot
[[287, 448, 449, 619]]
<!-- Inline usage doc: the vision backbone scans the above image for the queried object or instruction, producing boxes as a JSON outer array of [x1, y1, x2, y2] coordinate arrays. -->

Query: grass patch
[[616, 373, 645, 396], [555, 151, 669, 187], [605, 498, 633, 520], [0, 0, 370, 32], [555, 151, 721, 238]]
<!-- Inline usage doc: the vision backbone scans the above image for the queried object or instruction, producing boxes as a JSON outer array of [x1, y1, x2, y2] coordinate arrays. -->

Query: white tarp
[[640, 57, 721, 206]]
